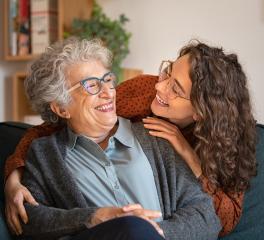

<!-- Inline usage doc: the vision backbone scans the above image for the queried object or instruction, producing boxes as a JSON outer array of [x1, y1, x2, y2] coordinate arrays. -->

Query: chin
[[151, 101, 166, 118]]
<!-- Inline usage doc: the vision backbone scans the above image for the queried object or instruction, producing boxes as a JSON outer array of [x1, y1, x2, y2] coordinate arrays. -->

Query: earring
[[50, 114, 59, 123]]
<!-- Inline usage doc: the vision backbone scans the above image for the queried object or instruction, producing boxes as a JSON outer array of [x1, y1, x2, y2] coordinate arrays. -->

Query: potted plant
[[67, 1, 131, 82]]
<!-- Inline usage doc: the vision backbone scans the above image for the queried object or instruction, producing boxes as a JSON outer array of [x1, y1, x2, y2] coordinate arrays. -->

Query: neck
[[68, 122, 118, 150], [169, 117, 194, 129], [68, 122, 115, 143]]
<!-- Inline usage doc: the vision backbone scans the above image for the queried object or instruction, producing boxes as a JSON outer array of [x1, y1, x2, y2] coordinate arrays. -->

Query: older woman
[[4, 38, 220, 240]]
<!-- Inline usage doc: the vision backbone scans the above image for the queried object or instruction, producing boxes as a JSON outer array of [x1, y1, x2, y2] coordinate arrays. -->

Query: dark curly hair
[[179, 41, 257, 193]]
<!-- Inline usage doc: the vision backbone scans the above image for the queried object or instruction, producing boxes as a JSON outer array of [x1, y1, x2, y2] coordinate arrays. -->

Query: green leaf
[[68, 1, 131, 83]]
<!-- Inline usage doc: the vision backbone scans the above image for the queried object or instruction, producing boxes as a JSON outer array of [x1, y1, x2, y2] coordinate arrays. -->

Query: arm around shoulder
[[21, 136, 98, 239]]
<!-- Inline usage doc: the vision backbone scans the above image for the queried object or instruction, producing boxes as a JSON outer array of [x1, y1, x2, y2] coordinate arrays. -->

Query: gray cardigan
[[21, 122, 221, 240]]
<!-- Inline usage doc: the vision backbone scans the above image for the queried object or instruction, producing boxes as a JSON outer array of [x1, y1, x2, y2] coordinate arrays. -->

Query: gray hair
[[24, 37, 113, 123]]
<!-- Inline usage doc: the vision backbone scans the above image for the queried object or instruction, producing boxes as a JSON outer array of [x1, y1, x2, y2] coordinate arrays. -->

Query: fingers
[[138, 216, 164, 237], [6, 205, 22, 235], [135, 209, 162, 219], [143, 118, 179, 134], [24, 191, 39, 206], [148, 130, 170, 139], [16, 201, 28, 224], [5, 206, 17, 235], [18, 191, 38, 224], [10, 211, 22, 235], [122, 203, 143, 212], [143, 117, 178, 131], [122, 206, 162, 220]]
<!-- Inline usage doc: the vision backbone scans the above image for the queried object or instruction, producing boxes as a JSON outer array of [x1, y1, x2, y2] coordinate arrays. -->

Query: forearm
[[181, 150, 202, 178], [199, 175, 244, 236], [4, 123, 62, 179], [22, 204, 98, 239], [159, 200, 221, 240]]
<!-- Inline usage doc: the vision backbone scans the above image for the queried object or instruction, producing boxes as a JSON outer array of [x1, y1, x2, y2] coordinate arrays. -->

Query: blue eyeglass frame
[[68, 71, 117, 95]]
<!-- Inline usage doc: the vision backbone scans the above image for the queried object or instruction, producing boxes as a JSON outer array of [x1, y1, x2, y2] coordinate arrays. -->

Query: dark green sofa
[[0, 122, 263, 239]]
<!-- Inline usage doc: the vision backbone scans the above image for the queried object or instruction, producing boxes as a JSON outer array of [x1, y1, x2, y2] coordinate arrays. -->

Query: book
[[9, 0, 18, 56], [30, 0, 58, 54], [18, 0, 30, 55]]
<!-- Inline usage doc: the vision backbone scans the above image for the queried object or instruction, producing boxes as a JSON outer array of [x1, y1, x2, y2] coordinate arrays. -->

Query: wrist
[[5, 169, 23, 188], [182, 151, 202, 178]]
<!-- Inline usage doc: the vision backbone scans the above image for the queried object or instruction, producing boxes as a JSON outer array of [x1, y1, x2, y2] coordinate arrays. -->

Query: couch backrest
[[220, 124, 264, 240], [0, 122, 31, 240]]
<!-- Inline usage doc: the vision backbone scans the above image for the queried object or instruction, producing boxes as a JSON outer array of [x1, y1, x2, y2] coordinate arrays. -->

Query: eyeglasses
[[68, 71, 117, 95], [158, 60, 190, 101], [159, 60, 174, 82]]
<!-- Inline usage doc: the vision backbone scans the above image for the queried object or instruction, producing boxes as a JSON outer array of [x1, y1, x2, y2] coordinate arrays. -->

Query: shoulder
[[27, 127, 68, 162]]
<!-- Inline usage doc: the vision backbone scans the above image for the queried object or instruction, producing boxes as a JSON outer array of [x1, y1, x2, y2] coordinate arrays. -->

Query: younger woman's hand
[[143, 117, 192, 156], [4, 169, 38, 235], [143, 117, 202, 177]]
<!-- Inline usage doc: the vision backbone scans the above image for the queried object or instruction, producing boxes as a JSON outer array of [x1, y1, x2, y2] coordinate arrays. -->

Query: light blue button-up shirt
[[65, 117, 162, 217]]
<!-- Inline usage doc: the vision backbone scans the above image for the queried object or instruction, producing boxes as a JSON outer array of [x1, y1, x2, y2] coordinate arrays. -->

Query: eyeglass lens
[[81, 72, 116, 95], [159, 61, 172, 81]]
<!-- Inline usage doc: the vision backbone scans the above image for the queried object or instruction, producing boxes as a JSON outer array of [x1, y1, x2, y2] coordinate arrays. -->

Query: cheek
[[169, 101, 194, 117]]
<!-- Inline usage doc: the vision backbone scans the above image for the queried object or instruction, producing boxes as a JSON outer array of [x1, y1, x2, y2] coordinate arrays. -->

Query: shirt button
[[105, 162, 111, 166], [114, 184, 119, 189]]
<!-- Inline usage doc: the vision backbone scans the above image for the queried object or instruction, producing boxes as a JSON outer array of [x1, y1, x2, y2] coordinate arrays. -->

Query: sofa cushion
[[220, 124, 264, 240], [0, 122, 32, 240]]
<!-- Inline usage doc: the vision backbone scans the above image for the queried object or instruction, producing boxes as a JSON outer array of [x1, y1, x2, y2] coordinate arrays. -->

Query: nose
[[155, 78, 170, 94], [98, 83, 115, 98]]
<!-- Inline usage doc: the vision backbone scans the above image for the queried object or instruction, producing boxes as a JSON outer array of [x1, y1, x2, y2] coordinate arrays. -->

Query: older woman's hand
[[4, 169, 38, 235], [91, 205, 164, 237], [143, 117, 202, 178]]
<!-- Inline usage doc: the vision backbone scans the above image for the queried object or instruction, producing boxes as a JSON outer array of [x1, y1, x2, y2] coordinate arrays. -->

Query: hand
[[91, 205, 164, 237], [143, 117, 202, 177], [122, 204, 164, 237], [122, 204, 162, 220], [5, 169, 38, 235]]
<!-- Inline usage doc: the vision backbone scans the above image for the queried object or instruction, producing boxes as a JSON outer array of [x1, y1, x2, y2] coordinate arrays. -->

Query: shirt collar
[[66, 117, 134, 150], [67, 126, 79, 150], [113, 117, 134, 148]]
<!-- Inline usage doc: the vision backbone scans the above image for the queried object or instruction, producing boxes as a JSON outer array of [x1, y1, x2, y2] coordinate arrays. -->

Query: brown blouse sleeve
[[198, 175, 244, 236], [4, 123, 62, 179], [116, 74, 158, 121]]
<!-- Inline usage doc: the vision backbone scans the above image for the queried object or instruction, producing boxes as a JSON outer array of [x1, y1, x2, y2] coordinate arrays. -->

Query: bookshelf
[[3, 0, 143, 123], [3, 0, 93, 61]]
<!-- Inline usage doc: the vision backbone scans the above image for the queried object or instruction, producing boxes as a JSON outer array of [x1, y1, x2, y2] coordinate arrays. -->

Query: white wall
[[1, 0, 264, 123], [97, 0, 264, 124]]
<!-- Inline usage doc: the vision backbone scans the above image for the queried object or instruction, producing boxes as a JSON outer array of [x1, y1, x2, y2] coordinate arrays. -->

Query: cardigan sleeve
[[4, 123, 62, 179], [198, 175, 244, 236], [21, 140, 98, 239]]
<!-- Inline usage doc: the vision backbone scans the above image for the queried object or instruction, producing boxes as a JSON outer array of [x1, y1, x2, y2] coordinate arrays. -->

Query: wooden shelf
[[3, 0, 93, 61], [12, 72, 35, 122], [5, 54, 40, 61]]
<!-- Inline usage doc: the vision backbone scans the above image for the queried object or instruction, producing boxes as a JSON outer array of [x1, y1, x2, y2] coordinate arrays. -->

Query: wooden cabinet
[[3, 0, 93, 61], [12, 72, 34, 122]]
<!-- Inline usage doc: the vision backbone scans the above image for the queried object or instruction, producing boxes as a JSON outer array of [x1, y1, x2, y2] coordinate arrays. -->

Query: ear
[[50, 102, 71, 119], [193, 113, 200, 121]]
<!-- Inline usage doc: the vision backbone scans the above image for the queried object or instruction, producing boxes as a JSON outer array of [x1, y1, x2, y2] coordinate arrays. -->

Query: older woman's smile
[[95, 101, 114, 112]]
